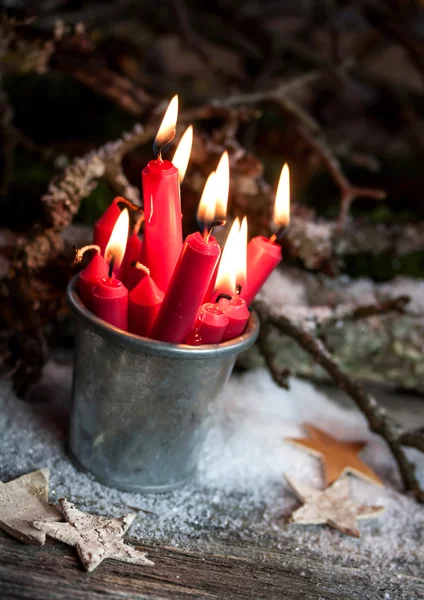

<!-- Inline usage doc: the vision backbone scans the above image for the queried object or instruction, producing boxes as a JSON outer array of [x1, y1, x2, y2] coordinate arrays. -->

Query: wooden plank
[[0, 531, 423, 600]]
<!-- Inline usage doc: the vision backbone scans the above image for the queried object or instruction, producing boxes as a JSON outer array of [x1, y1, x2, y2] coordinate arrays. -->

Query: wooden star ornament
[[34, 498, 154, 572], [286, 424, 382, 487], [286, 475, 384, 537], [0, 468, 61, 545]]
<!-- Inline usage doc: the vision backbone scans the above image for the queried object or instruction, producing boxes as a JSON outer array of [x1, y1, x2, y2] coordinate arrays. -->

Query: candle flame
[[215, 218, 240, 296], [154, 95, 179, 158], [172, 125, 193, 183], [215, 151, 230, 219], [105, 208, 129, 273], [274, 163, 290, 227], [237, 216, 247, 291], [197, 171, 217, 227]]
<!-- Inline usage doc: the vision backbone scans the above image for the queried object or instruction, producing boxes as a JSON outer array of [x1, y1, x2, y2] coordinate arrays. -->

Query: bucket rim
[[67, 275, 259, 359]]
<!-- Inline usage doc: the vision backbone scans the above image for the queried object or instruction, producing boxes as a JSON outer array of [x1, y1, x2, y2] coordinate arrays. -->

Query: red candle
[[93, 197, 121, 254], [142, 96, 184, 293], [128, 263, 164, 338], [243, 236, 282, 306], [150, 161, 229, 344], [185, 303, 228, 345], [213, 216, 249, 341], [92, 207, 130, 329], [121, 213, 144, 290], [75, 245, 108, 311], [122, 233, 143, 290], [150, 232, 221, 343], [92, 277, 128, 331], [242, 164, 290, 306], [218, 295, 250, 341]]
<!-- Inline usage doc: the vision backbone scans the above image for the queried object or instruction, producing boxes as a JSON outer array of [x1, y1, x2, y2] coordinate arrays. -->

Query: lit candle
[[212, 216, 240, 299], [75, 245, 108, 311], [216, 217, 250, 342], [185, 302, 228, 345], [202, 151, 230, 302], [128, 263, 164, 338], [242, 164, 290, 306], [92, 209, 129, 330], [142, 96, 186, 293], [150, 167, 227, 344]]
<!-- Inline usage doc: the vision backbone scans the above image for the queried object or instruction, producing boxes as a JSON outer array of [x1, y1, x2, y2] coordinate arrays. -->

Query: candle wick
[[130, 261, 150, 277], [108, 255, 116, 279], [215, 293, 232, 303], [270, 224, 289, 244], [202, 226, 211, 242], [236, 284, 242, 295], [73, 244, 101, 265], [116, 197, 144, 215], [133, 212, 145, 236]]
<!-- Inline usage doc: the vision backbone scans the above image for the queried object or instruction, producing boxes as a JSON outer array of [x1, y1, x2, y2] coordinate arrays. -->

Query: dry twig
[[254, 300, 424, 504]]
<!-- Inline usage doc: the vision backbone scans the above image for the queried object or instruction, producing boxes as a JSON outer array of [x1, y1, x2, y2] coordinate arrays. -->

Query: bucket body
[[67, 276, 259, 492]]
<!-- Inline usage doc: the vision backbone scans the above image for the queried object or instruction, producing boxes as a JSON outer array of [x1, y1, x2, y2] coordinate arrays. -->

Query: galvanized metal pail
[[67, 275, 259, 493]]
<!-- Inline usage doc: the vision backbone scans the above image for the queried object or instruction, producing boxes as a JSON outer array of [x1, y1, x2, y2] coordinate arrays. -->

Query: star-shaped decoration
[[286, 424, 382, 487], [286, 475, 384, 538], [34, 498, 154, 572], [0, 468, 61, 545]]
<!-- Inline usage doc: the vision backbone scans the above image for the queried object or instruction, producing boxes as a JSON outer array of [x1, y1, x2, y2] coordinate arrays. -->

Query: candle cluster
[[76, 96, 290, 346]]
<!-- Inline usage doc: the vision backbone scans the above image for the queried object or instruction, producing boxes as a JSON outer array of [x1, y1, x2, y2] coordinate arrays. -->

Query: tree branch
[[253, 300, 424, 503]]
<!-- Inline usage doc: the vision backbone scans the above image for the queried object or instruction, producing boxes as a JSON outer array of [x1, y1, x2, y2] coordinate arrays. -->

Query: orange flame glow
[[215, 218, 240, 296], [197, 171, 217, 226], [105, 208, 130, 273], [237, 216, 247, 291], [154, 95, 179, 156], [172, 125, 193, 182], [274, 163, 290, 227], [214, 151, 230, 219]]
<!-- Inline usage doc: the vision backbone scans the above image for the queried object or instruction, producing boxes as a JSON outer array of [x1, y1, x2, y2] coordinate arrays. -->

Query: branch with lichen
[[2, 122, 157, 395], [254, 299, 424, 504]]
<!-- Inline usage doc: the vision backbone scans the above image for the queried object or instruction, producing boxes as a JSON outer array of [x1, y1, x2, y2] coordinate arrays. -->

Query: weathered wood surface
[[0, 531, 423, 600]]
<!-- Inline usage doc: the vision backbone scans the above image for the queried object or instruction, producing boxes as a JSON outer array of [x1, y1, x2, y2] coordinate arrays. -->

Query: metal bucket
[[67, 275, 259, 493]]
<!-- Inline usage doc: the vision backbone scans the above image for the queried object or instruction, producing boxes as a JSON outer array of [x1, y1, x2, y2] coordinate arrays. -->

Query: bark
[[240, 269, 424, 394]]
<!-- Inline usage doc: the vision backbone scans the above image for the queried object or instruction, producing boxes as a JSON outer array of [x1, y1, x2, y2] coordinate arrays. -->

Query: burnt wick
[[215, 293, 232, 303], [108, 255, 116, 279]]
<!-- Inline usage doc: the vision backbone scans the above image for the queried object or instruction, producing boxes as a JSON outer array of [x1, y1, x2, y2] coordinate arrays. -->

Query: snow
[[0, 363, 423, 586]]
